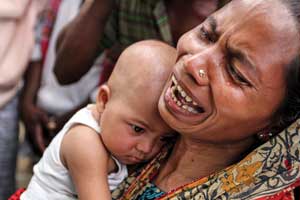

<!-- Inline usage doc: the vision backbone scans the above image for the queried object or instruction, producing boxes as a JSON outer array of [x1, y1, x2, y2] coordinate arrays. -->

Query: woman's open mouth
[[165, 75, 205, 115]]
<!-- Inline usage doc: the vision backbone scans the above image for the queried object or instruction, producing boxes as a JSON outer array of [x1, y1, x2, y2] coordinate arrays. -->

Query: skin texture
[[156, 0, 300, 191], [60, 40, 176, 200]]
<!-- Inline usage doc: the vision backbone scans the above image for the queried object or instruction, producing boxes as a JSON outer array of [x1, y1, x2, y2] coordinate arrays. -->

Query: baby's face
[[100, 95, 174, 165], [98, 40, 177, 164]]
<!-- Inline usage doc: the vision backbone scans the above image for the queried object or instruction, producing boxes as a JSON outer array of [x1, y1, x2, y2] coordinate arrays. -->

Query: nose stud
[[198, 69, 206, 78]]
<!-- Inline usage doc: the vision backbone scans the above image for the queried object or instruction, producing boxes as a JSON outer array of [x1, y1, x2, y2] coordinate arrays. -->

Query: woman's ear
[[96, 84, 111, 113]]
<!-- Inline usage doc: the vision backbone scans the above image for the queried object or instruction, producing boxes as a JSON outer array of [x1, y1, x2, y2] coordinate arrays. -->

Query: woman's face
[[158, 0, 299, 144]]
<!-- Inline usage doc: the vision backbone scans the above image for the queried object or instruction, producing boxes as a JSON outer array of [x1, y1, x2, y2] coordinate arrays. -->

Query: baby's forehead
[[109, 41, 176, 103], [113, 93, 171, 133], [114, 46, 174, 82], [119, 44, 173, 67]]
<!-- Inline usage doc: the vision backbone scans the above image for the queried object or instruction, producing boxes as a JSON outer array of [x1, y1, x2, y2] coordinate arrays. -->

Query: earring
[[257, 131, 273, 141], [198, 69, 206, 78]]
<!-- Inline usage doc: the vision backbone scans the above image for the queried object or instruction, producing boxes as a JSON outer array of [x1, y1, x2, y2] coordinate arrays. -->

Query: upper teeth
[[171, 75, 200, 114]]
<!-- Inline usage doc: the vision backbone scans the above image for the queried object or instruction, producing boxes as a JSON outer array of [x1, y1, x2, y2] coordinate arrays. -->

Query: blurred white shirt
[[0, 0, 46, 108]]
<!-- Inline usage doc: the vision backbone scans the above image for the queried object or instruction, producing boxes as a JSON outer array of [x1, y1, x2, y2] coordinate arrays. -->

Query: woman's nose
[[183, 53, 210, 86]]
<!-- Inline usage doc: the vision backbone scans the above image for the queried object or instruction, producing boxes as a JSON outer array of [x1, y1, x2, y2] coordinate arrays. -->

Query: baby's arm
[[60, 125, 112, 200]]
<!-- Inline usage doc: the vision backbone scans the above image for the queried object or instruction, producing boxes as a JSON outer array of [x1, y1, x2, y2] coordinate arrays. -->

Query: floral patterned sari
[[112, 119, 300, 200]]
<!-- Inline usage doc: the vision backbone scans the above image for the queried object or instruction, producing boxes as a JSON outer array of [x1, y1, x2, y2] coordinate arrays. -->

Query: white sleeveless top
[[21, 107, 128, 200]]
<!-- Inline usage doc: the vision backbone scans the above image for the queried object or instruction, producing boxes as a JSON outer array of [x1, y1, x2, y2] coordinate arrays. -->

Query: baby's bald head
[[96, 40, 176, 163], [107, 40, 176, 100]]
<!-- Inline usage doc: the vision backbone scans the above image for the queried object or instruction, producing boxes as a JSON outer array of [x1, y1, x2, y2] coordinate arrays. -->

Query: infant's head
[[96, 40, 177, 164]]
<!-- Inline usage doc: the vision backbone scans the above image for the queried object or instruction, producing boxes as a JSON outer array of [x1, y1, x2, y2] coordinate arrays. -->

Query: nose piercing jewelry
[[198, 69, 206, 78]]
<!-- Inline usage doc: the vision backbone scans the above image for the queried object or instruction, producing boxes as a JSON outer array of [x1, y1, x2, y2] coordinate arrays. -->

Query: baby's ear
[[96, 84, 111, 112]]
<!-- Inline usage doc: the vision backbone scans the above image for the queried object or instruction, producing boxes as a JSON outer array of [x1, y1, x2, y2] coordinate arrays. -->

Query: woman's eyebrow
[[207, 16, 217, 34], [205, 16, 219, 42]]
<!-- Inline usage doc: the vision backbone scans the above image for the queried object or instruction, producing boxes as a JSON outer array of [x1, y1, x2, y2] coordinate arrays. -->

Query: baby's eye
[[131, 125, 145, 133]]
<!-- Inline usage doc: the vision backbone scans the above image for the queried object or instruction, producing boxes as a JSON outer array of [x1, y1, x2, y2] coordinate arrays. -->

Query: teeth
[[172, 75, 177, 85], [176, 101, 182, 106], [180, 91, 187, 98], [171, 86, 176, 92], [185, 96, 192, 103], [170, 75, 202, 114], [177, 85, 183, 92]]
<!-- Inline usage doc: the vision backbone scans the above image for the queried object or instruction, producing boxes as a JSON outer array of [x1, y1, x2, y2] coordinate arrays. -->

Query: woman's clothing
[[112, 119, 300, 200], [21, 107, 128, 200], [135, 183, 165, 200]]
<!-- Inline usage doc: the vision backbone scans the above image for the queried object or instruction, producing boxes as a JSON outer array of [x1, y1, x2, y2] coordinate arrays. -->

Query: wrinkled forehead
[[213, 0, 299, 64], [216, 0, 299, 40]]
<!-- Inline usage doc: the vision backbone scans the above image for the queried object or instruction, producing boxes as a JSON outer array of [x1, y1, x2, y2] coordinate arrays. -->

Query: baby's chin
[[118, 155, 146, 165]]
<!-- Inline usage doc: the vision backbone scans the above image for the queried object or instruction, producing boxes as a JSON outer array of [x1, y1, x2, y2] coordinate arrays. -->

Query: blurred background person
[[20, 0, 102, 157], [54, 0, 230, 86], [0, 0, 45, 199]]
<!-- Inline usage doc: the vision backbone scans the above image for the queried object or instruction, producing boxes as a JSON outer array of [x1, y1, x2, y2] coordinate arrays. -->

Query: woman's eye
[[160, 136, 170, 142], [131, 125, 145, 133], [160, 134, 176, 142], [227, 63, 250, 85], [199, 27, 215, 43]]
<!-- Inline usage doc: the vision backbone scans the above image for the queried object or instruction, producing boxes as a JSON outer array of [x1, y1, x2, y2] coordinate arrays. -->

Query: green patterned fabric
[[98, 0, 230, 61], [111, 119, 300, 200], [99, 0, 173, 62]]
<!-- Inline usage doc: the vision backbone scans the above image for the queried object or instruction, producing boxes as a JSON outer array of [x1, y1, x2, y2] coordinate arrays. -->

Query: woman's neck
[[156, 136, 255, 191]]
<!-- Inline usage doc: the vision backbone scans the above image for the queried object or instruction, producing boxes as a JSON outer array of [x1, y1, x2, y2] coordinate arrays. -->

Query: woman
[[111, 0, 300, 199]]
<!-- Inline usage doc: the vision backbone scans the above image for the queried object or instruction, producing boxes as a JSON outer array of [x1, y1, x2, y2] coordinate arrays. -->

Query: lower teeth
[[170, 86, 202, 114]]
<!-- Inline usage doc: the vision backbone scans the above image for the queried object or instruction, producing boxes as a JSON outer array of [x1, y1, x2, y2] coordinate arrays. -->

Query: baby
[[20, 40, 176, 199]]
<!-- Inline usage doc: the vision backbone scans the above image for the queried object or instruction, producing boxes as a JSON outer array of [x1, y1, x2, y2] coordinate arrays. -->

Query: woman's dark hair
[[218, 0, 231, 8], [272, 0, 300, 133]]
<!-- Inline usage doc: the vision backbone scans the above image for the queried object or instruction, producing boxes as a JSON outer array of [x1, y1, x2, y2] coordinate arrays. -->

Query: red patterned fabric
[[255, 181, 300, 200], [38, 0, 62, 64], [8, 188, 25, 200]]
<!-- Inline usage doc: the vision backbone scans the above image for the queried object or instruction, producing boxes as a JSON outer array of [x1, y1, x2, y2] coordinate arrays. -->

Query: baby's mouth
[[170, 75, 205, 114]]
